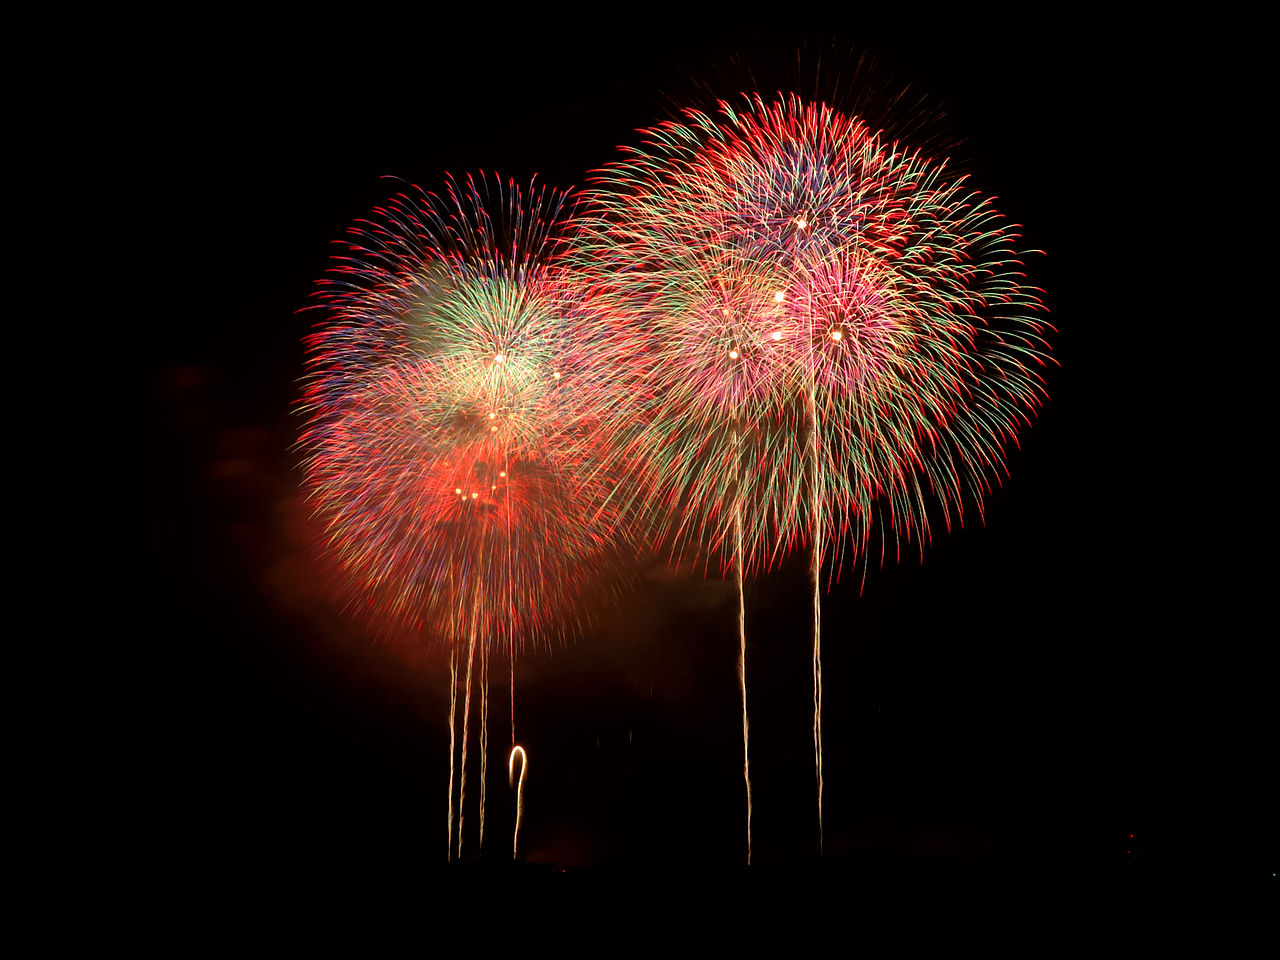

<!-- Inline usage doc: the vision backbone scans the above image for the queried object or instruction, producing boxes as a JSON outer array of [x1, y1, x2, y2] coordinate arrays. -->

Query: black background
[[102, 6, 1260, 880]]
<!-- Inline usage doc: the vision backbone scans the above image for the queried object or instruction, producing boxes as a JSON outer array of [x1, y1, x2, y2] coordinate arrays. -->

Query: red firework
[[299, 174, 633, 860], [574, 92, 1051, 859]]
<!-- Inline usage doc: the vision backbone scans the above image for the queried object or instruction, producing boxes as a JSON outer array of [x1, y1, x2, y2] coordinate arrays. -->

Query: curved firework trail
[[578, 93, 1050, 857], [300, 174, 633, 860], [508, 744, 527, 860]]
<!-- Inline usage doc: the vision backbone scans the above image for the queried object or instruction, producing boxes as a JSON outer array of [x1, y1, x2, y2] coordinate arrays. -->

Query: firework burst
[[578, 92, 1051, 858], [300, 174, 631, 859]]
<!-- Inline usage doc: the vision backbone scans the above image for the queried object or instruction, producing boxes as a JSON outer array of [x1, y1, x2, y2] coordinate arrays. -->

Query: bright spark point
[[795, 217, 808, 228], [494, 353, 505, 363], [774, 291, 785, 302], [729, 349, 739, 360], [499, 471, 506, 478], [830, 329, 843, 341], [471, 492, 478, 499], [770, 331, 782, 341], [489, 412, 496, 419], [455, 488, 463, 494]]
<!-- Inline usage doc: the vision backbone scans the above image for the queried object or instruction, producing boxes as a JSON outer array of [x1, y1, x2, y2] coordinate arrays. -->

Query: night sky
[[109, 8, 1256, 878]]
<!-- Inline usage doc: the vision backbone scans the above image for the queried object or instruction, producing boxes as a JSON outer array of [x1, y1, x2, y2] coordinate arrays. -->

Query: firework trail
[[480, 640, 488, 850], [578, 93, 1050, 855], [509, 745, 527, 860], [300, 174, 633, 860], [448, 644, 457, 859], [457, 600, 478, 858], [733, 500, 750, 862]]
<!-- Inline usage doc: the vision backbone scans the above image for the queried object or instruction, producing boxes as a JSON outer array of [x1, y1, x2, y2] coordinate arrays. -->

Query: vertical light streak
[[509, 744, 527, 860], [734, 488, 751, 865], [480, 640, 488, 852], [457, 598, 479, 859], [808, 386, 824, 856], [447, 643, 458, 861], [505, 450, 516, 750], [805, 272, 824, 856]]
